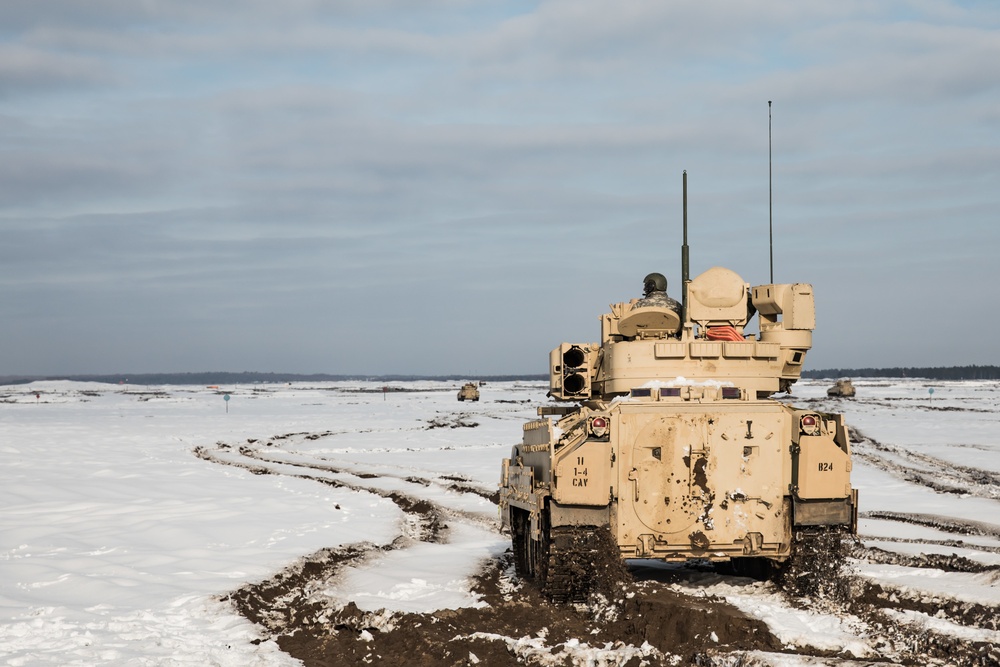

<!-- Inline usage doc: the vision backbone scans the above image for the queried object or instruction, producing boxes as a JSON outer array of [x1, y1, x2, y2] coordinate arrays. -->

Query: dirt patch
[[853, 578, 1000, 632], [227, 543, 1000, 667], [447, 482, 500, 505], [202, 434, 1000, 666], [854, 544, 997, 574], [542, 526, 634, 603], [246, 553, 785, 667], [777, 528, 856, 600], [224, 544, 378, 636], [427, 415, 480, 429], [838, 577, 1000, 666], [772, 530, 1000, 666], [862, 510, 1000, 541]]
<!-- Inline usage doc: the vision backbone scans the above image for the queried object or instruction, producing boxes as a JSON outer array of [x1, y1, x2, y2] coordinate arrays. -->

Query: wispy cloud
[[1, 0, 998, 374]]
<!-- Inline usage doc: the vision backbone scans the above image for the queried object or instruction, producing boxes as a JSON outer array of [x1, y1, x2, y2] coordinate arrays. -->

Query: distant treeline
[[0, 371, 549, 386], [5, 366, 998, 385], [803, 366, 1000, 380]]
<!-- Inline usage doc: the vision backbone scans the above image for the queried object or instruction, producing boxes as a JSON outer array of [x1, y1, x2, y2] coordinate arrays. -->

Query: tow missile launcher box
[[499, 265, 858, 601]]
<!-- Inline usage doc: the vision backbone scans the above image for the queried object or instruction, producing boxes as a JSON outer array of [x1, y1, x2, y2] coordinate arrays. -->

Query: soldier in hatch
[[634, 272, 681, 312]]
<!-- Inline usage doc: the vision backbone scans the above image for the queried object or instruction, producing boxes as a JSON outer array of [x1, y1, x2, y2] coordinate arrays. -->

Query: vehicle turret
[[550, 266, 816, 402]]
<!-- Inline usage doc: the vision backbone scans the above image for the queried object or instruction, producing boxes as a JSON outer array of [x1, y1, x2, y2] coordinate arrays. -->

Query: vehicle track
[[809, 395, 999, 414], [862, 510, 1000, 541], [194, 443, 454, 540], [197, 431, 1000, 666], [858, 536, 1000, 557], [195, 434, 790, 664], [849, 427, 1000, 500], [222, 438, 501, 526], [247, 446, 500, 504]]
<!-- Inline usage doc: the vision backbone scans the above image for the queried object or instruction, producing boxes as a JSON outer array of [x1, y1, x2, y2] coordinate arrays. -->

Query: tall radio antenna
[[681, 170, 689, 320], [768, 100, 773, 284]]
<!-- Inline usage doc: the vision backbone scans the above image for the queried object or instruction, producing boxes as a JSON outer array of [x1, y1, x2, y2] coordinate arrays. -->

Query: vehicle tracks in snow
[[862, 510, 1000, 542], [194, 442, 455, 542], [196, 430, 1000, 666], [849, 427, 1000, 501]]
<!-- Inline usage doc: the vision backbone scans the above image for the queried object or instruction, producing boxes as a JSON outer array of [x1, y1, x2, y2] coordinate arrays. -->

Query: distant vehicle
[[457, 382, 480, 402], [827, 379, 856, 397]]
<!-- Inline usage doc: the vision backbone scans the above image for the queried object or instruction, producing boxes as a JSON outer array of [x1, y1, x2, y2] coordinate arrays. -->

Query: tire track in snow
[[246, 439, 499, 500], [810, 395, 999, 414], [229, 440, 499, 530], [194, 442, 453, 542], [849, 427, 1000, 501], [195, 432, 502, 651], [194, 434, 790, 665], [198, 428, 1000, 665], [856, 533, 1000, 556], [861, 510, 1000, 541]]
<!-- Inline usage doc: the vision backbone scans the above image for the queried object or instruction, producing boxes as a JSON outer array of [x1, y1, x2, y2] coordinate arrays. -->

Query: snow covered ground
[[1, 378, 999, 665]]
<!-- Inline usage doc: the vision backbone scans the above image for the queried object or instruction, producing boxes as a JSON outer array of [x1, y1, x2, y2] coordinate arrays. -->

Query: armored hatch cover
[[618, 306, 681, 337]]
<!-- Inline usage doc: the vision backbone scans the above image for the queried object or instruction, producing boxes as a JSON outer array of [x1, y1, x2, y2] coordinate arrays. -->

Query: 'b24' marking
[[817, 462, 834, 472]]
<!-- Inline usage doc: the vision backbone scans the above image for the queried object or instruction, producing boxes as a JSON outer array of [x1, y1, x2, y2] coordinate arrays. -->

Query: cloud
[[0, 44, 113, 94], [1, 0, 999, 374]]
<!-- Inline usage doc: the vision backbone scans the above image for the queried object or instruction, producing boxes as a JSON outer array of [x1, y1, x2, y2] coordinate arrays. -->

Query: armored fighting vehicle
[[499, 220, 858, 601], [827, 379, 856, 398], [457, 382, 480, 402]]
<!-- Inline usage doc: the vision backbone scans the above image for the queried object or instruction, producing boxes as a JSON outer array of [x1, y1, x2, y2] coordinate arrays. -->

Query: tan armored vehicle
[[827, 379, 856, 397], [499, 260, 858, 600], [457, 382, 480, 402]]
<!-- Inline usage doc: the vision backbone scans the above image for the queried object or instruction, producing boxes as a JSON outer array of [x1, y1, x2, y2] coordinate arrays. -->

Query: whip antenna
[[681, 170, 689, 320], [768, 100, 773, 284]]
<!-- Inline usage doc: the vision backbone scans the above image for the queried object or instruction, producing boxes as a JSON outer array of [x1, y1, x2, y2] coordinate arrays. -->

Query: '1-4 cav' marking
[[574, 456, 589, 486]]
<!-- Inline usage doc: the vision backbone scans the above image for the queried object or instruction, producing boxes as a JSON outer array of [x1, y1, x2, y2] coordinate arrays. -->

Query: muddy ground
[[197, 415, 1000, 667], [228, 549, 786, 666], [220, 540, 999, 667]]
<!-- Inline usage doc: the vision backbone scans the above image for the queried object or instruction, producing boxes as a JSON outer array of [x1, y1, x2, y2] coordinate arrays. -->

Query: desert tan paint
[[500, 266, 857, 564]]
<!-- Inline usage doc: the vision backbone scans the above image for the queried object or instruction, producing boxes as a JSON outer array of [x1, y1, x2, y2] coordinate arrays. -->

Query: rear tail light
[[590, 417, 609, 438], [800, 414, 820, 435]]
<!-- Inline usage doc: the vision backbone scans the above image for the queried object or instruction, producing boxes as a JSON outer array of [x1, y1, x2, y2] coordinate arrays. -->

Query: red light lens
[[802, 415, 817, 426], [592, 417, 607, 429]]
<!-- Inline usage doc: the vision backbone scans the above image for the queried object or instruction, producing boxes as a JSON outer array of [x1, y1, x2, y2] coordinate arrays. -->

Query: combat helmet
[[643, 272, 667, 295]]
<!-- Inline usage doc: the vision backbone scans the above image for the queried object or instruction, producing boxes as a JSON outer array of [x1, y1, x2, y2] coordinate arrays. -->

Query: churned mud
[[198, 431, 1000, 667], [227, 549, 785, 667]]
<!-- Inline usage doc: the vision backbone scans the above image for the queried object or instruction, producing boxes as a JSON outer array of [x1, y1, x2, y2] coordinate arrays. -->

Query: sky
[[1, 0, 998, 376]]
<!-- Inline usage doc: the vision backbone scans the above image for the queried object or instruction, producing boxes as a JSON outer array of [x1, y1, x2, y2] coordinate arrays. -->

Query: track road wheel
[[729, 556, 781, 580], [511, 509, 529, 577], [779, 526, 851, 598], [528, 508, 551, 584]]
